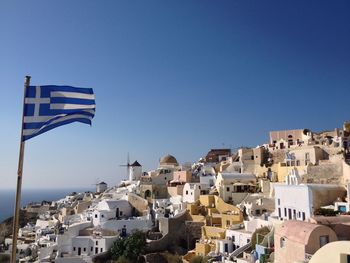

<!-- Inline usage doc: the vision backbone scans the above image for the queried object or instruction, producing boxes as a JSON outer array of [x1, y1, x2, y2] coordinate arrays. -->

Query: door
[[78, 247, 81, 256], [95, 247, 98, 254], [116, 208, 119, 218]]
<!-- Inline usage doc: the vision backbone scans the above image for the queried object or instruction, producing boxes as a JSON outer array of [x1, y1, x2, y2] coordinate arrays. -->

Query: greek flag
[[23, 85, 95, 141]]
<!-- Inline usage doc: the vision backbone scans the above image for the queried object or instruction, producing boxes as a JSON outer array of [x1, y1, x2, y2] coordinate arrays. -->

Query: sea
[[0, 188, 93, 223]]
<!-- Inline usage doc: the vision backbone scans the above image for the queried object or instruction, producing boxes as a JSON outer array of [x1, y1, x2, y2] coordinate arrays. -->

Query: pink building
[[274, 220, 338, 263]]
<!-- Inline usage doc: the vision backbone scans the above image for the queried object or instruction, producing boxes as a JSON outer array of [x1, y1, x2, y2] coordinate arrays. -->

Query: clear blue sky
[[0, 1, 349, 189]]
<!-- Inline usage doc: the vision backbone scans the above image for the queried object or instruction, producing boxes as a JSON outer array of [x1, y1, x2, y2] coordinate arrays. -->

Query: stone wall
[[306, 161, 343, 184], [127, 193, 149, 216], [145, 211, 188, 253]]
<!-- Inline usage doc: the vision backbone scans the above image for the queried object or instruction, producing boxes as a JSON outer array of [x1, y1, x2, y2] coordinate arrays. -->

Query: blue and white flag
[[23, 85, 95, 141]]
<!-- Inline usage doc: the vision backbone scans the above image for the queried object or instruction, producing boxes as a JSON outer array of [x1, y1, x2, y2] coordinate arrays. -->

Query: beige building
[[73, 201, 92, 214], [215, 172, 257, 204], [274, 220, 338, 263], [270, 129, 306, 148], [159, 154, 179, 168], [309, 241, 350, 263], [172, 170, 192, 183], [139, 154, 180, 201], [288, 146, 325, 166]]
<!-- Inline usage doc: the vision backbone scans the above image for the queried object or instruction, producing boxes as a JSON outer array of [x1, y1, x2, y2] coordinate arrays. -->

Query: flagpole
[[11, 76, 30, 263]]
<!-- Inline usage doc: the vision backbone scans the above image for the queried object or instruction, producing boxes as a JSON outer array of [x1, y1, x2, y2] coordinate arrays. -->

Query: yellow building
[[186, 195, 243, 257]]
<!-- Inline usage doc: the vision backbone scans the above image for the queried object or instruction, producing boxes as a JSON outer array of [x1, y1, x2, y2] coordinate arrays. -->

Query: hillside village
[[2, 122, 350, 263]]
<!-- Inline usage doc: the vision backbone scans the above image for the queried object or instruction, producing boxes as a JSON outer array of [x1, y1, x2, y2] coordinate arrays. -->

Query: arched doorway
[[144, 190, 151, 199]]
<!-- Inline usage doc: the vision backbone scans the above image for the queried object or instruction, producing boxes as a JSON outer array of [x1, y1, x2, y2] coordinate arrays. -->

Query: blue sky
[[0, 1, 349, 189]]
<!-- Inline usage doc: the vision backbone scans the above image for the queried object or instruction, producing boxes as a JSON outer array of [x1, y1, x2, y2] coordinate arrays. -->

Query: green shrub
[[116, 255, 131, 263], [0, 254, 10, 263], [110, 230, 146, 262]]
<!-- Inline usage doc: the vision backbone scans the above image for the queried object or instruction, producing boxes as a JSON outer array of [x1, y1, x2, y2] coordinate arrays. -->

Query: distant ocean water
[[0, 188, 92, 222]]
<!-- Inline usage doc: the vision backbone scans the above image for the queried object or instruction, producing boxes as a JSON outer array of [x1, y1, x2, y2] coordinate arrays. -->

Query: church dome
[[159, 154, 178, 166]]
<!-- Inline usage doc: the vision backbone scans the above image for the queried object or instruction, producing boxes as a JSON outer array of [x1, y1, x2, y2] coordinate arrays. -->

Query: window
[[232, 236, 235, 242], [91, 247, 93, 252], [191, 192, 193, 195], [226, 220, 230, 226], [255, 209, 261, 215], [83, 247, 86, 252], [186, 190, 188, 195], [96, 241, 98, 245], [101, 214, 104, 218], [320, 235, 329, 247], [209, 179, 214, 186], [120, 211, 123, 216], [280, 237, 286, 248], [227, 187, 230, 192], [247, 239, 250, 243], [302, 212, 306, 221], [278, 208, 281, 218], [278, 199, 280, 205], [73, 247, 76, 251], [296, 160, 300, 166], [284, 208, 287, 217], [95, 214, 98, 218], [100, 248, 103, 253]]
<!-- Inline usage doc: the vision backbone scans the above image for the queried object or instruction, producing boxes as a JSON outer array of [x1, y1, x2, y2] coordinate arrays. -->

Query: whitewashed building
[[129, 161, 142, 181], [101, 215, 153, 234], [274, 171, 346, 221], [92, 199, 132, 226], [183, 183, 202, 203], [96, 182, 107, 193], [71, 229, 118, 256]]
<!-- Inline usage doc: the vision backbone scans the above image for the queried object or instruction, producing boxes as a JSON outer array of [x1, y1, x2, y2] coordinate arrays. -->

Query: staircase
[[228, 241, 251, 260]]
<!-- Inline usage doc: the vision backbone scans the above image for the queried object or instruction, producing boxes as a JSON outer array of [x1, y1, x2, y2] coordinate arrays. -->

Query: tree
[[110, 230, 146, 262]]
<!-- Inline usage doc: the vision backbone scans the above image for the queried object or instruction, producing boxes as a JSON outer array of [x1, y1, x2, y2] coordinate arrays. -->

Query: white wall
[[130, 166, 142, 181], [274, 184, 311, 221], [101, 218, 152, 234], [71, 236, 118, 256], [216, 239, 234, 254], [93, 200, 132, 226], [226, 229, 252, 249], [183, 183, 201, 203], [55, 257, 86, 263], [96, 183, 107, 193], [56, 222, 92, 255], [200, 174, 216, 188]]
